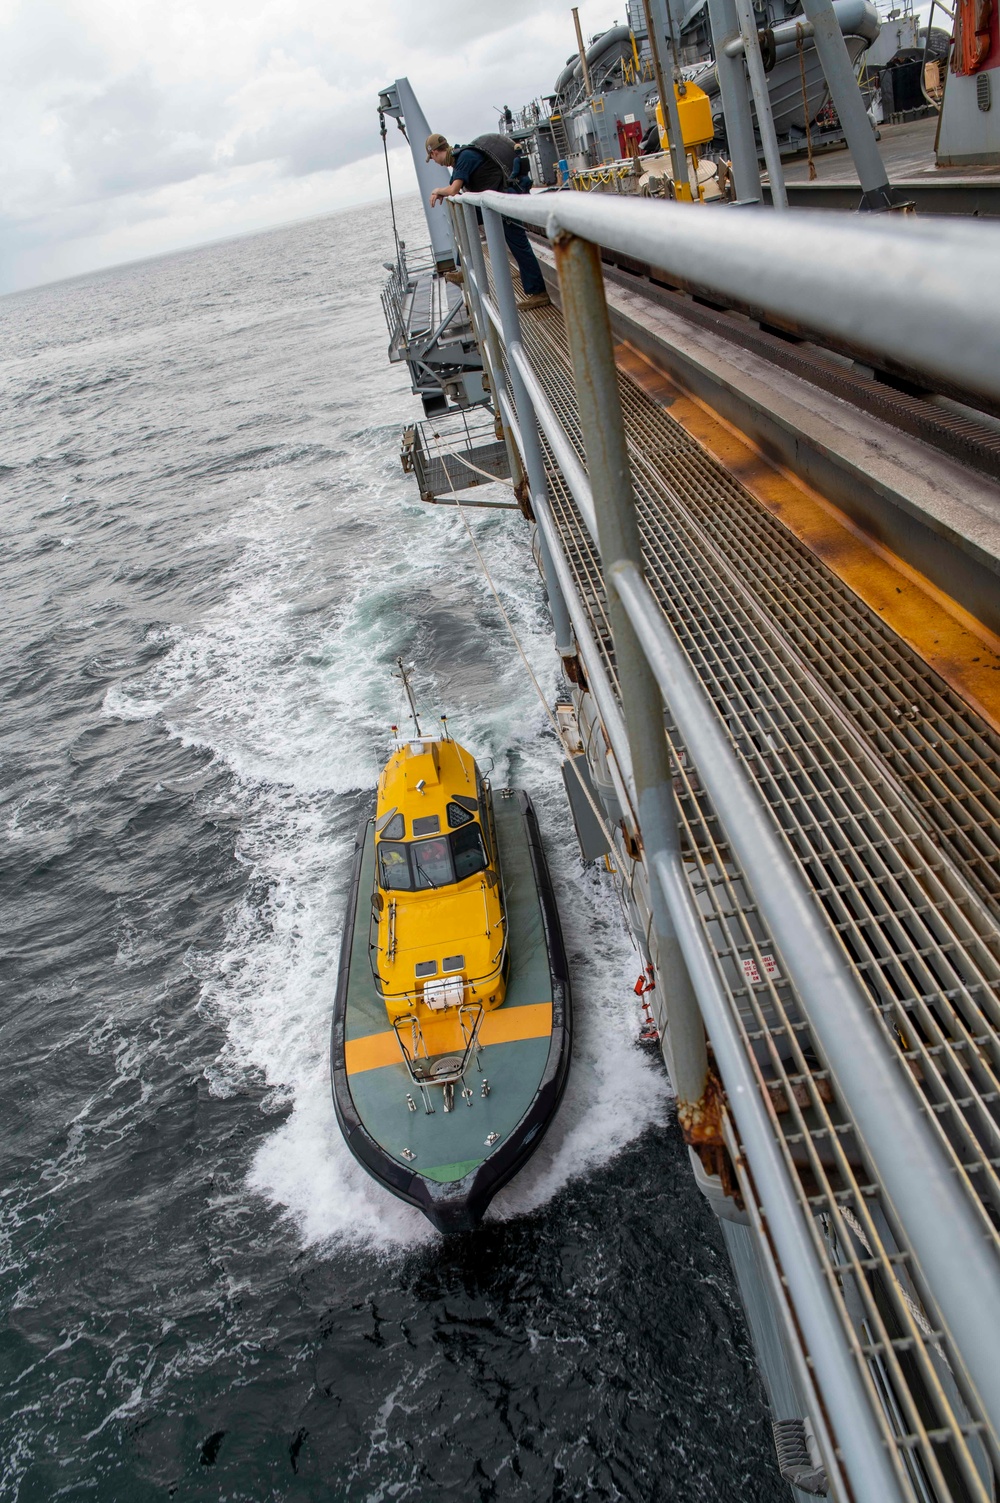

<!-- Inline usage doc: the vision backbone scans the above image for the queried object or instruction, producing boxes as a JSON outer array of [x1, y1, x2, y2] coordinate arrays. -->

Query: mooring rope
[[796, 27, 819, 182]]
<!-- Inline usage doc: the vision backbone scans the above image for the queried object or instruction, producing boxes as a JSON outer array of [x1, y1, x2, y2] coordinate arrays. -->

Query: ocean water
[[0, 198, 783, 1500]]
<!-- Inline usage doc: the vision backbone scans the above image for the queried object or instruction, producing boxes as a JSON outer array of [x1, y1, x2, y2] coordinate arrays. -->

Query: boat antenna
[[395, 657, 422, 736], [378, 107, 402, 262]]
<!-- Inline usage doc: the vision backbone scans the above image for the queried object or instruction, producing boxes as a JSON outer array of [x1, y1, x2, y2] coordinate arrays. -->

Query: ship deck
[[487, 242, 1000, 1497], [773, 114, 1000, 211]]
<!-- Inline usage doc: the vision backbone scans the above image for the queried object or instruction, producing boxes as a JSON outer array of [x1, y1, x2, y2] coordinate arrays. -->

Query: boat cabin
[[371, 735, 508, 1029]]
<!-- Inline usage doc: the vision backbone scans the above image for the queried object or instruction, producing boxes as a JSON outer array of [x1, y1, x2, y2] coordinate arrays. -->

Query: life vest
[[464, 134, 531, 192]]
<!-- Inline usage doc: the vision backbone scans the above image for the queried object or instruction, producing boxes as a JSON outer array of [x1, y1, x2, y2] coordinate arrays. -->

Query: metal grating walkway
[[505, 289, 1000, 1501]]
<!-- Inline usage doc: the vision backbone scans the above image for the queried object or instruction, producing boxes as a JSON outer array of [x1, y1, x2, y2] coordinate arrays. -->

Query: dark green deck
[[343, 792, 554, 1184]]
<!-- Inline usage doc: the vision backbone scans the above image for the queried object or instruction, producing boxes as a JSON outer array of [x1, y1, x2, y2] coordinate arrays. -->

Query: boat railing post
[[450, 201, 530, 509], [549, 225, 716, 1147], [797, 0, 896, 210], [480, 203, 576, 669]]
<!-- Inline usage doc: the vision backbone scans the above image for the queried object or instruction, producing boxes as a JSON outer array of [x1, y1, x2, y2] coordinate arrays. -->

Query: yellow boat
[[331, 662, 572, 1231], [374, 729, 508, 1039]]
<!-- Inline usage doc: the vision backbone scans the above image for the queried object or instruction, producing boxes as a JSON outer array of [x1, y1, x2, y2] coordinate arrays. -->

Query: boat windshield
[[377, 825, 489, 891], [377, 841, 412, 890]]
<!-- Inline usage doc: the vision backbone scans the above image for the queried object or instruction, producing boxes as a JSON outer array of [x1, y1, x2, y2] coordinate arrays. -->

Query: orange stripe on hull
[[479, 1002, 552, 1046], [344, 1002, 553, 1076]]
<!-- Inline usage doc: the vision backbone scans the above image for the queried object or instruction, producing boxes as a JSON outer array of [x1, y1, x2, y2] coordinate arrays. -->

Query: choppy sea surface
[[0, 199, 783, 1500]]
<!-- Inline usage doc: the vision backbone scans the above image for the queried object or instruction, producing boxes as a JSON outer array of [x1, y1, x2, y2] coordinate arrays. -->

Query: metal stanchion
[[480, 205, 575, 667], [733, 0, 788, 208], [550, 227, 716, 1145], [450, 204, 529, 506], [798, 0, 895, 210], [706, 0, 763, 202]]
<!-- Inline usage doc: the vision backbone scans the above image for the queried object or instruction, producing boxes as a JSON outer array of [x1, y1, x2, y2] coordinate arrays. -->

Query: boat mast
[[395, 657, 422, 737]]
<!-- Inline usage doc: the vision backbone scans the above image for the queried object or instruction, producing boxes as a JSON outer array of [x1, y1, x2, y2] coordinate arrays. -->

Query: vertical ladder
[[550, 111, 571, 168]]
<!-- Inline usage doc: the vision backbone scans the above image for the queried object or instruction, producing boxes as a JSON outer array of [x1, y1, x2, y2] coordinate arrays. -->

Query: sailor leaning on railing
[[425, 130, 551, 311]]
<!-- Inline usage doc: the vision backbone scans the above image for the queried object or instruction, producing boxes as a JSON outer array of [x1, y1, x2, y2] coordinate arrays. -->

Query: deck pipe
[[479, 206, 576, 666], [550, 228, 713, 1138], [463, 189, 1000, 408]]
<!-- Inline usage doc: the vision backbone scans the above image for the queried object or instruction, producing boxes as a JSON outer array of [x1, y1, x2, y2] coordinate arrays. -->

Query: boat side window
[[378, 841, 413, 891], [451, 822, 488, 881], [446, 801, 474, 829], [381, 812, 404, 840], [411, 836, 453, 889]]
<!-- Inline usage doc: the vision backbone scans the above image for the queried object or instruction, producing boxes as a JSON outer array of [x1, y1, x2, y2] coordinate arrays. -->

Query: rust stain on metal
[[768, 1077, 834, 1114], [677, 1066, 726, 1148]]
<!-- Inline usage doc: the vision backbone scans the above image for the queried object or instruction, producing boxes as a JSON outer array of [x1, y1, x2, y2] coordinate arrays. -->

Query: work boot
[[517, 291, 551, 311], [443, 269, 464, 286]]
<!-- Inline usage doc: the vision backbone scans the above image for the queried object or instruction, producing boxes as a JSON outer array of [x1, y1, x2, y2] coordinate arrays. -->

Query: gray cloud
[[0, 0, 617, 291], [56, 72, 216, 198], [225, 107, 375, 178]]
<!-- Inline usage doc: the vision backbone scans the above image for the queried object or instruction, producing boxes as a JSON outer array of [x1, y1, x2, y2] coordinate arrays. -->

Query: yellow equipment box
[[656, 82, 715, 149]]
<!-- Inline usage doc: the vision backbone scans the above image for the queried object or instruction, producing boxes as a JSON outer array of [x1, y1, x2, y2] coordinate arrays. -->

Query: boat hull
[[330, 789, 571, 1233]]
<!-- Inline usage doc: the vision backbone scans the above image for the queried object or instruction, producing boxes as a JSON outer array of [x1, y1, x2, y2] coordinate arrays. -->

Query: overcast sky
[[0, 0, 623, 293]]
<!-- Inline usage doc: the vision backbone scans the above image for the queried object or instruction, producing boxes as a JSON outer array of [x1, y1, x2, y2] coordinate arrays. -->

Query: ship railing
[[379, 240, 439, 355], [448, 188, 1000, 1503]]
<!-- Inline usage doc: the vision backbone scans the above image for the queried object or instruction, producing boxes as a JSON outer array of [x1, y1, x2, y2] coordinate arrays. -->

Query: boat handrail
[[391, 1001, 486, 1112], [387, 895, 396, 962], [457, 188, 1000, 408]]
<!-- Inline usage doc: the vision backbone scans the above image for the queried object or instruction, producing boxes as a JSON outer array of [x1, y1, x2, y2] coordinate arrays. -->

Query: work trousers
[[501, 216, 545, 296], [467, 201, 546, 298]]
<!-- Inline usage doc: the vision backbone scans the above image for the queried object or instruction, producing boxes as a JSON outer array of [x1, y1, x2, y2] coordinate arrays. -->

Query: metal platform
[[460, 195, 1000, 1502], [402, 410, 513, 506], [381, 243, 486, 413]]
